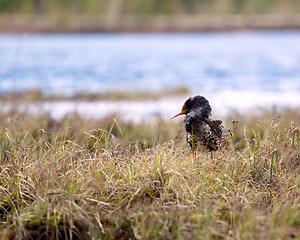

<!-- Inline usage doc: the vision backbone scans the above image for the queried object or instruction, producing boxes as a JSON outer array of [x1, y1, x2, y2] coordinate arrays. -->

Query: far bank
[[1, 14, 300, 33]]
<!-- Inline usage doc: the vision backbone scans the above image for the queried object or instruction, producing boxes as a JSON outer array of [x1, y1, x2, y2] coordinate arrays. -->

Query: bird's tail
[[207, 119, 223, 138], [207, 119, 232, 140], [221, 130, 232, 141], [200, 117, 232, 141]]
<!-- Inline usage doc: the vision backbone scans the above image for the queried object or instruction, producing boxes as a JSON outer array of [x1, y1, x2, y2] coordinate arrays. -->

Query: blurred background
[[1, 0, 300, 32], [0, 0, 300, 122]]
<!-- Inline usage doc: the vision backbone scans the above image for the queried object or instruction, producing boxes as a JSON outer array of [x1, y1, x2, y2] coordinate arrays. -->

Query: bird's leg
[[193, 151, 197, 163], [210, 152, 214, 172]]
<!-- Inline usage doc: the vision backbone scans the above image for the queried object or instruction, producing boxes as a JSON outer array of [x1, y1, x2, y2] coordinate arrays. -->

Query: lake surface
[[1, 31, 300, 95], [1, 31, 300, 121]]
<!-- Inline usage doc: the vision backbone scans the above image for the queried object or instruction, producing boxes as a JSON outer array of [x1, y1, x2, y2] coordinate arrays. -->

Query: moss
[[114, 216, 136, 240], [3, 213, 90, 240], [0, 193, 16, 221], [2, 212, 138, 240], [2, 224, 16, 240], [215, 205, 231, 222]]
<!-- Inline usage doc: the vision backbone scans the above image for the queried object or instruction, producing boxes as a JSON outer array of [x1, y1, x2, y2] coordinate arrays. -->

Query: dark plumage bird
[[171, 95, 231, 165]]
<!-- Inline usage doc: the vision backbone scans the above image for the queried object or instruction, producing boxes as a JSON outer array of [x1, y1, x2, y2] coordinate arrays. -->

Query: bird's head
[[171, 95, 211, 119]]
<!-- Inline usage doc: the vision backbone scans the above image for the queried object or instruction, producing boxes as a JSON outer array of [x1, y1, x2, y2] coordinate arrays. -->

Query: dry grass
[[0, 109, 299, 239], [0, 87, 189, 102]]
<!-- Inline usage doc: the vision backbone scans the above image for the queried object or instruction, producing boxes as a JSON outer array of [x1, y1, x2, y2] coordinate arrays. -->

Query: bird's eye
[[181, 105, 188, 114]]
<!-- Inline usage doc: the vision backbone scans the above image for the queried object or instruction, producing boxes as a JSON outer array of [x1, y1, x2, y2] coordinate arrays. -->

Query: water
[[1, 31, 300, 94], [1, 31, 300, 121]]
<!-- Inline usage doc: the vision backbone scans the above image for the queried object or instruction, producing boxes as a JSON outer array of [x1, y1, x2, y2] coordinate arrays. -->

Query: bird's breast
[[184, 115, 209, 135]]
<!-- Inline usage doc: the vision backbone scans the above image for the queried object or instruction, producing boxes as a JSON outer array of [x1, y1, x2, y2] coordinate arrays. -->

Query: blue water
[[1, 31, 300, 95]]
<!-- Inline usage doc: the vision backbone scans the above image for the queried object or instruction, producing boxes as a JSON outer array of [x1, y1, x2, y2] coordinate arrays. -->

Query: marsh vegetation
[[0, 108, 299, 239]]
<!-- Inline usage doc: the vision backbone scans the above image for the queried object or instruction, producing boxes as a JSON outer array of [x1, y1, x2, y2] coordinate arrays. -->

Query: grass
[[0, 109, 299, 239]]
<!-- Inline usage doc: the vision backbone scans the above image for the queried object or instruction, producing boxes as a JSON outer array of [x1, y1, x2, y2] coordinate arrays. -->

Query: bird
[[171, 95, 231, 170]]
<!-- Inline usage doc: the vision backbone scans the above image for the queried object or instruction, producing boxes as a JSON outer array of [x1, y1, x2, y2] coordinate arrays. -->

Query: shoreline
[[1, 14, 300, 33], [2, 90, 300, 123]]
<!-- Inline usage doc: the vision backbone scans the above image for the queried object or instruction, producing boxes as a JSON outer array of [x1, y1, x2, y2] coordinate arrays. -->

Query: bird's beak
[[171, 112, 183, 119], [171, 108, 187, 119]]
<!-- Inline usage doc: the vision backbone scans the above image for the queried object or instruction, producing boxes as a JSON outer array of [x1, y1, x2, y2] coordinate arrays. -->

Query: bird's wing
[[200, 118, 223, 138]]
